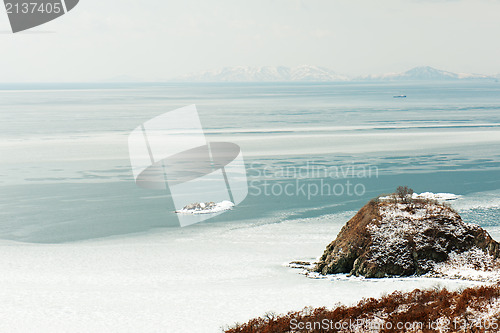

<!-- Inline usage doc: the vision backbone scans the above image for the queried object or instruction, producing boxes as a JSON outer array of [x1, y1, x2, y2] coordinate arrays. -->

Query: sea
[[0, 81, 499, 332]]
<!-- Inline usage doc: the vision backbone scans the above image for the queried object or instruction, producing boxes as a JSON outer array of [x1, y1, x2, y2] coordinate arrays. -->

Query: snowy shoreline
[[286, 258, 499, 284]]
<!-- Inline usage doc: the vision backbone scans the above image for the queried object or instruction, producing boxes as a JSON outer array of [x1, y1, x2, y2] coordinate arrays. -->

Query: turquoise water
[[1, 81, 500, 242]]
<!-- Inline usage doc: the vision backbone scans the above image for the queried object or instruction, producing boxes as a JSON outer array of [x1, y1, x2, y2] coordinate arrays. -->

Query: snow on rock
[[175, 201, 234, 215], [313, 197, 500, 279], [429, 247, 500, 282]]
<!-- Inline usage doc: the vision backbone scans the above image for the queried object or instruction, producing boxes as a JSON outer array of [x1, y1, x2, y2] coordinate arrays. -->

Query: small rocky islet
[[294, 188, 500, 280]]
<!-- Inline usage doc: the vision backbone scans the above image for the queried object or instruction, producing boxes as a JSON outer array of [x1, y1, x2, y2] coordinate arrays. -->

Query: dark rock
[[314, 198, 500, 278], [289, 261, 311, 266]]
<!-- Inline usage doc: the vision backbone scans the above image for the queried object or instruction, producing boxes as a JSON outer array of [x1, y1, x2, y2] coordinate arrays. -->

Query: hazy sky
[[1, 0, 500, 81]]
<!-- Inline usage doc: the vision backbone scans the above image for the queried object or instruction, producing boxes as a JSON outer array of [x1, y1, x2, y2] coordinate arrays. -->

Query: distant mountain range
[[172, 66, 499, 82], [362, 66, 492, 81], [173, 65, 349, 82]]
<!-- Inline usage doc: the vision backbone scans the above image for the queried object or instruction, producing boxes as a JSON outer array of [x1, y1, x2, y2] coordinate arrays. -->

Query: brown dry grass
[[224, 284, 500, 333]]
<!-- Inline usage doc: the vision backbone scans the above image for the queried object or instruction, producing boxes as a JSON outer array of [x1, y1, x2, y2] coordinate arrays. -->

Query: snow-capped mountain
[[171, 65, 495, 82], [172, 65, 349, 82], [290, 65, 349, 81], [363, 66, 492, 81]]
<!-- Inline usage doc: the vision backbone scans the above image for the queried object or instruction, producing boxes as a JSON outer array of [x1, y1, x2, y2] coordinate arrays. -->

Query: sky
[[1, 0, 500, 82]]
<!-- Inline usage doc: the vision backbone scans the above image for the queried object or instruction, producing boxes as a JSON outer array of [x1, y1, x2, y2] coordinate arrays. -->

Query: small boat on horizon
[[393, 95, 407, 98]]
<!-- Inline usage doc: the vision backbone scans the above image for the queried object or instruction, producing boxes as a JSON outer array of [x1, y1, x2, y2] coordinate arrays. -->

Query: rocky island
[[313, 187, 500, 279], [231, 188, 500, 333], [174, 200, 234, 215]]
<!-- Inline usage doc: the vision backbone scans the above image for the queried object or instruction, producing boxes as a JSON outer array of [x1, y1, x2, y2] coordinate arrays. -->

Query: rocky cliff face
[[315, 198, 500, 278]]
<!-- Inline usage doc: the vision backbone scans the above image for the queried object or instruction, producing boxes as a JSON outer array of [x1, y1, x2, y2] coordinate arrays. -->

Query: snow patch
[[429, 247, 500, 282], [175, 201, 234, 215], [379, 192, 460, 202], [413, 192, 460, 201]]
